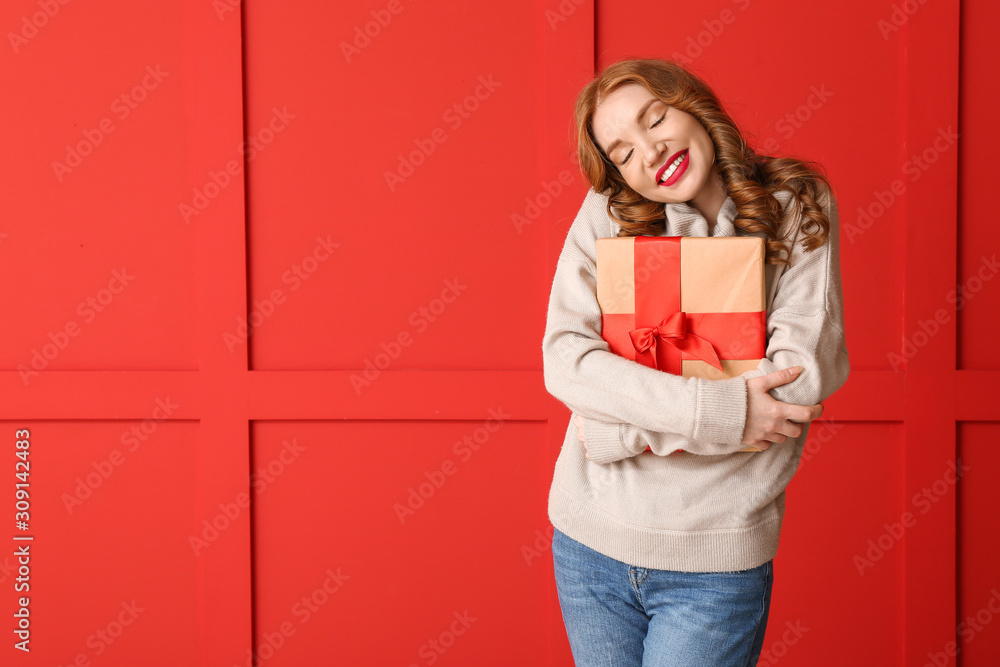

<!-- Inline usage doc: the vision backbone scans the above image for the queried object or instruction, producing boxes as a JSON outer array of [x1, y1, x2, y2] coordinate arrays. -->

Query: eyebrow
[[603, 97, 659, 159]]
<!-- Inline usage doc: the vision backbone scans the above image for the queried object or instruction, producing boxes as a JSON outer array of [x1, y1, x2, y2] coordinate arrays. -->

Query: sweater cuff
[[746, 357, 778, 379], [692, 376, 748, 447], [582, 419, 631, 464]]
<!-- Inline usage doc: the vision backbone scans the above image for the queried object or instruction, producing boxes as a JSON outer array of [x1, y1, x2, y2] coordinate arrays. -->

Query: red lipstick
[[657, 149, 689, 187]]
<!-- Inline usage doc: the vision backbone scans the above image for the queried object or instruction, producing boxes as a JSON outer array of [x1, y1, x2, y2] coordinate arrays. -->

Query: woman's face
[[591, 82, 718, 206]]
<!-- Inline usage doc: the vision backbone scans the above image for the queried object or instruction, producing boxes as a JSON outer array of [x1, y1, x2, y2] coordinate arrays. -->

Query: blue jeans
[[552, 528, 773, 666]]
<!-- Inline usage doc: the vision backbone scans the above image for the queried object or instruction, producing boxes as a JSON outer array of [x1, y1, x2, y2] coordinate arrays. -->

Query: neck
[[688, 168, 727, 231]]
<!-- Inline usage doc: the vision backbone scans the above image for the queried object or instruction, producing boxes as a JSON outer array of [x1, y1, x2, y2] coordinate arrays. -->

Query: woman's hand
[[573, 414, 592, 460], [742, 366, 824, 449]]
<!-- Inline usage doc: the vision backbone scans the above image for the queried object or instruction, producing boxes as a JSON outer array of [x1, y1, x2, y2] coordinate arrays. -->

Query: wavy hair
[[575, 58, 832, 265]]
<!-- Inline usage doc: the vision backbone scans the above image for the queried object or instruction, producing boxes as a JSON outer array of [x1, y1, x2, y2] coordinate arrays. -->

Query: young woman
[[542, 58, 850, 666]]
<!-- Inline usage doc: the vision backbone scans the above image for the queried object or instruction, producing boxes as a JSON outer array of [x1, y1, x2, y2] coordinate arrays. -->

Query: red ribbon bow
[[628, 311, 724, 371]]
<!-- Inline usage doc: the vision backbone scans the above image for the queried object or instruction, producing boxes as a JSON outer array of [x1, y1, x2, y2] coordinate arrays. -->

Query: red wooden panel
[[2, 420, 199, 664], [251, 419, 558, 665], [242, 2, 579, 372], [0, 0, 200, 371], [902, 2, 960, 663], [1, 1, 252, 664], [958, 0, 1000, 371], [955, 372, 1000, 423], [240, 1, 592, 661], [957, 423, 1000, 666], [766, 422, 904, 666]]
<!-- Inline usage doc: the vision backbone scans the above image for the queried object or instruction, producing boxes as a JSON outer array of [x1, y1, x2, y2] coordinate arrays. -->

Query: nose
[[641, 137, 665, 167]]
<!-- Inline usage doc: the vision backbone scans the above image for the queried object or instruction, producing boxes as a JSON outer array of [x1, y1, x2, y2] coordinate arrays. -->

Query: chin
[[640, 189, 668, 203], [645, 185, 696, 205], [629, 172, 703, 204]]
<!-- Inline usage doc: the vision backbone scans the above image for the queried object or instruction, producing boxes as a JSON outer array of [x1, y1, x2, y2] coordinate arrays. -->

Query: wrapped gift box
[[595, 235, 767, 453]]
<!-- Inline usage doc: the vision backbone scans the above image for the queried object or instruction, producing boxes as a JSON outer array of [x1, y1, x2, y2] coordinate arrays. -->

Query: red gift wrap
[[595, 235, 768, 453]]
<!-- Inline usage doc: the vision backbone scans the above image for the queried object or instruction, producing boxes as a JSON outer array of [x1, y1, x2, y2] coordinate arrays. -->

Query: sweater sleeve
[[578, 185, 851, 464], [738, 186, 851, 406], [541, 188, 751, 455]]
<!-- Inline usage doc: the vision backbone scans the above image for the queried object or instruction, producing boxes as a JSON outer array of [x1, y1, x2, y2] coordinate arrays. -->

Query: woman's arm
[[574, 186, 850, 463], [738, 187, 850, 406], [542, 188, 751, 454], [578, 367, 819, 461]]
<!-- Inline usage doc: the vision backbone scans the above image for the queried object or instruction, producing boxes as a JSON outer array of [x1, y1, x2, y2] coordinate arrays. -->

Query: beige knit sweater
[[542, 185, 849, 572]]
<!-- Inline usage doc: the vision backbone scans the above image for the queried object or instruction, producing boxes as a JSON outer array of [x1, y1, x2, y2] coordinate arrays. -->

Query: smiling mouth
[[657, 149, 688, 185]]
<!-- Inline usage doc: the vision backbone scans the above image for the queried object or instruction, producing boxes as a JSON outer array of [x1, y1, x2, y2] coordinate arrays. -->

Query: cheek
[[696, 131, 715, 159], [623, 172, 650, 193]]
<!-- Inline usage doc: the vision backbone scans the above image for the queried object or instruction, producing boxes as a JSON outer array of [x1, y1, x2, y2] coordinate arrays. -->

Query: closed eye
[[618, 113, 666, 166]]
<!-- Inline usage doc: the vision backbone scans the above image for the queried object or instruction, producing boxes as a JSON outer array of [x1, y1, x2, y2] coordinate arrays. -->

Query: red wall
[[1, 0, 997, 665]]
